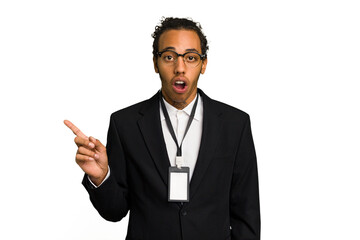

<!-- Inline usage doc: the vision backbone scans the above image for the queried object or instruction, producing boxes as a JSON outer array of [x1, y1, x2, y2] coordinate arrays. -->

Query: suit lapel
[[137, 90, 223, 202], [137, 92, 170, 187], [189, 89, 223, 200]]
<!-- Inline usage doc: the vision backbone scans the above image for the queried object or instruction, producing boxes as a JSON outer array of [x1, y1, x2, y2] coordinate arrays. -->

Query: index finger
[[64, 120, 88, 139]]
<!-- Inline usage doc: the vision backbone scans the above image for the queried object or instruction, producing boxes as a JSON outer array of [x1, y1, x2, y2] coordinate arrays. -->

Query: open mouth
[[174, 80, 186, 90]]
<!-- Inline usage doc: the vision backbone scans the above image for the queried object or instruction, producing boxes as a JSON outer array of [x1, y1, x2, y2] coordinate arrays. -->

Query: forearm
[[230, 160, 260, 239], [82, 171, 129, 222], [82, 114, 130, 222]]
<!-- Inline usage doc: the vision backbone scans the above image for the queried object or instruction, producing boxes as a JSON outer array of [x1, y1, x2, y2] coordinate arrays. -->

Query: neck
[[168, 101, 188, 110], [162, 90, 197, 110]]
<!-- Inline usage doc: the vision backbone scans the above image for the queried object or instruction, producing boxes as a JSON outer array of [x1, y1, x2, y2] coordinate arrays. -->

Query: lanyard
[[160, 91, 199, 159]]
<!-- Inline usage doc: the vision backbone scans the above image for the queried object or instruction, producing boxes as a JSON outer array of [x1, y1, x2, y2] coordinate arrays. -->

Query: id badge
[[168, 166, 190, 202]]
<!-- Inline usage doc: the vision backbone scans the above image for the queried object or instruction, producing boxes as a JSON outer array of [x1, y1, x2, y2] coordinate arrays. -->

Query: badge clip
[[175, 156, 183, 169]]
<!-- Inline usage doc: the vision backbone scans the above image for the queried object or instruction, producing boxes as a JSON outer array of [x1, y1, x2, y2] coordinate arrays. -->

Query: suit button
[[182, 211, 187, 216]]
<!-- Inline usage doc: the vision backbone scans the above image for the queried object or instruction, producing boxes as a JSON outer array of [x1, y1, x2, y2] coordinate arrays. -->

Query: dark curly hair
[[152, 17, 209, 59]]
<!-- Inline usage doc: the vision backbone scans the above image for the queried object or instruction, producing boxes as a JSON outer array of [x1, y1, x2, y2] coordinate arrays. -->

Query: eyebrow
[[185, 48, 200, 53], [160, 47, 200, 53]]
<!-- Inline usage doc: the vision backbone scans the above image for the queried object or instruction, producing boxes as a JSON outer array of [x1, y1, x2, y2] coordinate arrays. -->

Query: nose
[[174, 56, 186, 74]]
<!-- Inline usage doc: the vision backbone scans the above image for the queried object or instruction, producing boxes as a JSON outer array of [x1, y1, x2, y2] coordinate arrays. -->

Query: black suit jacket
[[83, 89, 260, 240]]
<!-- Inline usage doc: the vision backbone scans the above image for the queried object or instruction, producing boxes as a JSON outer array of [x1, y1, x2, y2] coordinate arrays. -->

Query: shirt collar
[[160, 93, 203, 121]]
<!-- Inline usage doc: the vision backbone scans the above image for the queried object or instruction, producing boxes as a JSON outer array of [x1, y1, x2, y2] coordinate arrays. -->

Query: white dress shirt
[[90, 92, 203, 187], [160, 93, 203, 180]]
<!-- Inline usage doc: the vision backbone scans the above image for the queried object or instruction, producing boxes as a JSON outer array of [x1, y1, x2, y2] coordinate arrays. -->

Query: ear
[[153, 57, 159, 73], [200, 58, 208, 74]]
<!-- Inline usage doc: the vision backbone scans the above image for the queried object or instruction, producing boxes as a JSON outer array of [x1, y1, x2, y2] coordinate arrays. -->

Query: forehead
[[158, 29, 201, 52]]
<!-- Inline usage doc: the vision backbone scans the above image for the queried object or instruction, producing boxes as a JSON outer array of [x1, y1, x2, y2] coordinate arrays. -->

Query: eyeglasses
[[157, 50, 206, 68]]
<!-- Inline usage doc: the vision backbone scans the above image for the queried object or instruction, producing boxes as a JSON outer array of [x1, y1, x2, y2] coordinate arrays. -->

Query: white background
[[1, 0, 359, 239]]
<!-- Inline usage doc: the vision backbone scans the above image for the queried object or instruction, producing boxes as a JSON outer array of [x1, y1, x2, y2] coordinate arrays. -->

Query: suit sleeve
[[230, 114, 261, 239], [82, 113, 129, 222]]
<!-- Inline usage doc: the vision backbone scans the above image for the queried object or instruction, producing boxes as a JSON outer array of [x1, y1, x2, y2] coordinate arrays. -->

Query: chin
[[170, 95, 186, 103]]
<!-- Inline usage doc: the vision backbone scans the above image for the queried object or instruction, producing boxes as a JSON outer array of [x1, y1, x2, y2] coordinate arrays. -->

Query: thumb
[[89, 136, 105, 152]]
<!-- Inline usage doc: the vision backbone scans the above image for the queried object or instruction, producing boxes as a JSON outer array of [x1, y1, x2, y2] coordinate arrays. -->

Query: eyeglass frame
[[156, 49, 206, 67]]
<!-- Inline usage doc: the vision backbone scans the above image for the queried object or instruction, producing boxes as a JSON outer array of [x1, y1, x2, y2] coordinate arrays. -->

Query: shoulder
[[110, 92, 159, 123], [213, 98, 249, 118], [200, 89, 250, 123]]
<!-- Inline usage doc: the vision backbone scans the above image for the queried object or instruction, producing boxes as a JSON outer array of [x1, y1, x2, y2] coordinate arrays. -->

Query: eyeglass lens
[[160, 51, 202, 67]]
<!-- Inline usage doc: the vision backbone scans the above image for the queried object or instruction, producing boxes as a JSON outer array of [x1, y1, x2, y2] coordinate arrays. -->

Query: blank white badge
[[168, 167, 189, 202]]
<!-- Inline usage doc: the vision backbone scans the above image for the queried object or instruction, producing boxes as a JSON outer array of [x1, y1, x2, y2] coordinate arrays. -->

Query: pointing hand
[[64, 120, 108, 186]]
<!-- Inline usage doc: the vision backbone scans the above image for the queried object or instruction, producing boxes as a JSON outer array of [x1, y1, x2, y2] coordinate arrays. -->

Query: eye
[[162, 51, 176, 62], [185, 53, 199, 62], [165, 55, 173, 61]]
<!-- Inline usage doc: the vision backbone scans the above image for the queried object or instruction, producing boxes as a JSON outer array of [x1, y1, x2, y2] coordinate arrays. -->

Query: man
[[65, 17, 260, 240]]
